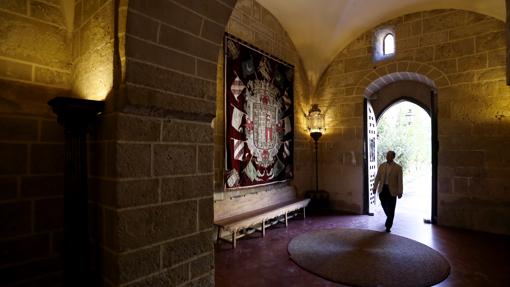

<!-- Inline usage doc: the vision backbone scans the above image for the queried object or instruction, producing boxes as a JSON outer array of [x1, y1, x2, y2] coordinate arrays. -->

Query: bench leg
[[262, 221, 266, 237], [285, 212, 288, 227], [232, 230, 237, 249], [303, 207, 306, 219], [216, 226, 221, 244]]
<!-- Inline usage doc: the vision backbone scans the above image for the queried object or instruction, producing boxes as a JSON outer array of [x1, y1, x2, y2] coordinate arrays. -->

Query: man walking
[[372, 151, 403, 232]]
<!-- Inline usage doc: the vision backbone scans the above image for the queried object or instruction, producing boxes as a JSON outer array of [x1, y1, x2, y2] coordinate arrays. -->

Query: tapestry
[[224, 34, 294, 189]]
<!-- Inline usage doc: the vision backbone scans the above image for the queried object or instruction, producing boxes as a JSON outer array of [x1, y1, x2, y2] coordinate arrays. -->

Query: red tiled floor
[[215, 208, 510, 286]]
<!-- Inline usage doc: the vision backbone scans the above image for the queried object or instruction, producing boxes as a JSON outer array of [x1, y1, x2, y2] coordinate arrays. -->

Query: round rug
[[288, 228, 450, 287]]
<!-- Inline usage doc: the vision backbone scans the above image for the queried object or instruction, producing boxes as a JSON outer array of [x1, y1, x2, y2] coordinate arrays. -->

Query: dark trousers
[[379, 184, 397, 229]]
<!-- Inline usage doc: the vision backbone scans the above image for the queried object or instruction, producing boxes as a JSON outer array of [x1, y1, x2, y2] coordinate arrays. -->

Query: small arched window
[[383, 33, 395, 55], [374, 27, 395, 62]]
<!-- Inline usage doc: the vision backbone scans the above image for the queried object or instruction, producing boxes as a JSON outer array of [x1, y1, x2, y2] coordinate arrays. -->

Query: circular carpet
[[288, 228, 450, 287]]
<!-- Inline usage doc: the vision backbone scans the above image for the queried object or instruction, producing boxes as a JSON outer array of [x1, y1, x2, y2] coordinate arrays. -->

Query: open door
[[364, 99, 378, 215]]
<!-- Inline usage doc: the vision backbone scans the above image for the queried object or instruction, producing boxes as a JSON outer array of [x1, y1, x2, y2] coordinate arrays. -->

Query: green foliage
[[377, 101, 431, 178]]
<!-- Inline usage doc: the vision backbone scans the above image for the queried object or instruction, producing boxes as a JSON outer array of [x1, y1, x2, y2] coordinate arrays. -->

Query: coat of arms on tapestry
[[224, 34, 294, 189]]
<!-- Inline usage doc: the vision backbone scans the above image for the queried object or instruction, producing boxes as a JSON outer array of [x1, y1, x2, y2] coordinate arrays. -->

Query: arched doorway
[[377, 100, 431, 220], [364, 78, 438, 224]]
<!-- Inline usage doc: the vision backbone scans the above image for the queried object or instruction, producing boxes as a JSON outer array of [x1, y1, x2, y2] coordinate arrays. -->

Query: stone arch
[[363, 78, 438, 224], [355, 61, 448, 98], [364, 72, 435, 99]]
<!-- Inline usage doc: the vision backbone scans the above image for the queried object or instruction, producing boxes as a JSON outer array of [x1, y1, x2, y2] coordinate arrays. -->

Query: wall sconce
[[306, 104, 325, 193]]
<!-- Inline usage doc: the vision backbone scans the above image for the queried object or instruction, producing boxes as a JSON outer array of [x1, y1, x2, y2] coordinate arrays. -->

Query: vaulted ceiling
[[256, 0, 506, 89]]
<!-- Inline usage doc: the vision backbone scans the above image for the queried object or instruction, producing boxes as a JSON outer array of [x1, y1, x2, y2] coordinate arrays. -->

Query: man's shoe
[[385, 228, 391, 233]]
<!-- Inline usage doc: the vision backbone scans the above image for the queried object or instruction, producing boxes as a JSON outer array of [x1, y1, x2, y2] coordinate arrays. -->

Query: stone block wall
[[88, 113, 217, 286], [0, 1, 71, 286], [90, 0, 237, 286], [0, 0, 71, 88], [316, 9, 510, 235], [213, 0, 312, 219], [0, 82, 66, 286]]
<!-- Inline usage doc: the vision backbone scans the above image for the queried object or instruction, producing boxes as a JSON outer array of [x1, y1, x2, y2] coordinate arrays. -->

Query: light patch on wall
[[71, 0, 114, 101], [73, 65, 113, 100], [72, 40, 113, 100]]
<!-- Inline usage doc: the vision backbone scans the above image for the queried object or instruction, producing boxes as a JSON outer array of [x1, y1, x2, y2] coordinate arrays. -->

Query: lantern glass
[[306, 104, 325, 134]]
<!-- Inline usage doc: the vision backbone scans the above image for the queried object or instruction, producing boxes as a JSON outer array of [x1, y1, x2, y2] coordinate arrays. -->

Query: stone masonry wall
[[93, 0, 237, 286], [0, 0, 72, 89], [316, 9, 510, 235], [0, 82, 66, 286], [0, 1, 71, 286], [213, 0, 312, 219]]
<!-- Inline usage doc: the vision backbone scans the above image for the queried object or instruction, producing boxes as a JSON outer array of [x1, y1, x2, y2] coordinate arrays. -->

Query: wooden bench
[[214, 198, 310, 248]]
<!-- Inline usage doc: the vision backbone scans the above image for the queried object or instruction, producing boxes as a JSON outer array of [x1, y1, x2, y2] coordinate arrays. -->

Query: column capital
[[48, 97, 104, 132]]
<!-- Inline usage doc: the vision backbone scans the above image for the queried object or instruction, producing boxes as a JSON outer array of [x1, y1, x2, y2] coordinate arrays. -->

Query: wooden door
[[365, 100, 378, 215]]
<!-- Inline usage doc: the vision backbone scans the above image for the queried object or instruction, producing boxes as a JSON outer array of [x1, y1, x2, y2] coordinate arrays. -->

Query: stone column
[[48, 97, 104, 287]]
